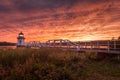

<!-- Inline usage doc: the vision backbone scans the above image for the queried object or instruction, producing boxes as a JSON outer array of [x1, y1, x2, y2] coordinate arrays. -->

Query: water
[[0, 46, 16, 49]]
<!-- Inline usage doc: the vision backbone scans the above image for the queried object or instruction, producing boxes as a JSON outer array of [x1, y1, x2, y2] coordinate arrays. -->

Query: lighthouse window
[[20, 35, 23, 37]]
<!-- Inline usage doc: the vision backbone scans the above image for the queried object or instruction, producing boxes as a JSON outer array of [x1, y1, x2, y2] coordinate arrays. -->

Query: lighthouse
[[17, 32, 25, 47]]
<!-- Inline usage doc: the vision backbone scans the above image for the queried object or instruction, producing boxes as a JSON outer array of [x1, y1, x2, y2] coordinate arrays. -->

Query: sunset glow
[[0, 0, 120, 42]]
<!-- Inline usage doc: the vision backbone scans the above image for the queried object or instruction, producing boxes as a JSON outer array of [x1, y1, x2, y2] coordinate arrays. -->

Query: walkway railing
[[77, 40, 120, 54], [25, 39, 120, 54]]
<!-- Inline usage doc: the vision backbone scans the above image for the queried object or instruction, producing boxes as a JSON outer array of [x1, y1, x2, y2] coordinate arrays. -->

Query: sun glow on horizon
[[79, 35, 96, 41]]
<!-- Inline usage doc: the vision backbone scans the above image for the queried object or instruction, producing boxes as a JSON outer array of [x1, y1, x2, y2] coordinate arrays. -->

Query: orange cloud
[[0, 0, 120, 42]]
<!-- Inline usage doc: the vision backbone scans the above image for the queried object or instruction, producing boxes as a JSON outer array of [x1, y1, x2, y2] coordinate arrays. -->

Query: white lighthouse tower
[[17, 32, 25, 47]]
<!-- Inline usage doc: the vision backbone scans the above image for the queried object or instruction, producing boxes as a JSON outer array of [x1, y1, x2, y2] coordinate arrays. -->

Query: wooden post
[[97, 41, 100, 49], [60, 40, 62, 48], [54, 40, 56, 47], [81, 42, 83, 49], [108, 40, 110, 52], [66, 40, 68, 48], [90, 41, 93, 50], [48, 40, 50, 47], [79, 42, 81, 49], [85, 42, 86, 48], [114, 40, 116, 50], [77, 45, 80, 51], [67, 41, 70, 49]]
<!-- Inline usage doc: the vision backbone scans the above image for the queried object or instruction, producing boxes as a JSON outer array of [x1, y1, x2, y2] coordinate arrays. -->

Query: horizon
[[0, 0, 120, 43]]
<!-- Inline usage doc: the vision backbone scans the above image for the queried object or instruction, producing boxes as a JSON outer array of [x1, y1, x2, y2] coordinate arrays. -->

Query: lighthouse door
[[19, 39, 22, 44]]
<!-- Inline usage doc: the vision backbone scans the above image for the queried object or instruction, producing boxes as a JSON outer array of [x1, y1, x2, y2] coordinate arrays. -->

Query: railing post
[[48, 40, 50, 47], [114, 40, 116, 50], [66, 40, 68, 48], [60, 40, 62, 48], [108, 40, 110, 52], [97, 41, 100, 49], [77, 45, 80, 51], [90, 41, 92, 50], [54, 40, 56, 47], [67, 41, 70, 49], [85, 42, 86, 48]]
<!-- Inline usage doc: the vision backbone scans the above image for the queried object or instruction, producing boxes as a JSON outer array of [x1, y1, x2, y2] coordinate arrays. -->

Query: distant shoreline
[[0, 42, 16, 46]]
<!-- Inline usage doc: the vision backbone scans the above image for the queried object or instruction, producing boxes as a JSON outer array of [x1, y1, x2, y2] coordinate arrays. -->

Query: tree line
[[0, 42, 16, 46]]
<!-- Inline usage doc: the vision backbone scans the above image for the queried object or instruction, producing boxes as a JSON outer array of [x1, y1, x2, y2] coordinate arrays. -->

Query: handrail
[[24, 39, 120, 53]]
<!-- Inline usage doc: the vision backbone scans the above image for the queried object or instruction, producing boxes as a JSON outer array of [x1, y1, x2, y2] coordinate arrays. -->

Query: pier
[[25, 39, 120, 54], [16, 32, 120, 54]]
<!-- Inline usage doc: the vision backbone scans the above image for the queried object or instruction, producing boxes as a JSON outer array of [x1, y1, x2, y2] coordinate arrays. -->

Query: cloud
[[0, 0, 120, 42]]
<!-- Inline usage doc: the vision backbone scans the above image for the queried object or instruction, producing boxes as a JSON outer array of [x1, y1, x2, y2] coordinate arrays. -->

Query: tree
[[118, 36, 120, 40]]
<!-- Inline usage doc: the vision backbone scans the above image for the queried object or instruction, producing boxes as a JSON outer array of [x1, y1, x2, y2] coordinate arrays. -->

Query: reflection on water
[[0, 46, 16, 49]]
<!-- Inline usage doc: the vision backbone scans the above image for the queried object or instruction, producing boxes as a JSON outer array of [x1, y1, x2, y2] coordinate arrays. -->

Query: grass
[[0, 48, 120, 80]]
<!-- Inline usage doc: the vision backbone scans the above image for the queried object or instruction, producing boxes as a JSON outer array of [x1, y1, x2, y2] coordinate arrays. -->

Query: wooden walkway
[[25, 39, 120, 54]]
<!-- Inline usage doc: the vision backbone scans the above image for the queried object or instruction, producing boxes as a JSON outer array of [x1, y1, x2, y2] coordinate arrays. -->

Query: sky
[[0, 0, 120, 42]]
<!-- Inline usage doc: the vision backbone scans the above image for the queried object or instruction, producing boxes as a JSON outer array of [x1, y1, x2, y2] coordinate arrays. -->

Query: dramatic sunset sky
[[0, 0, 120, 42]]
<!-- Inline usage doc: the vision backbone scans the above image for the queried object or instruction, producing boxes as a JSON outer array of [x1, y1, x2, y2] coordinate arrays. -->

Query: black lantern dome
[[19, 32, 24, 35], [17, 32, 25, 39]]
